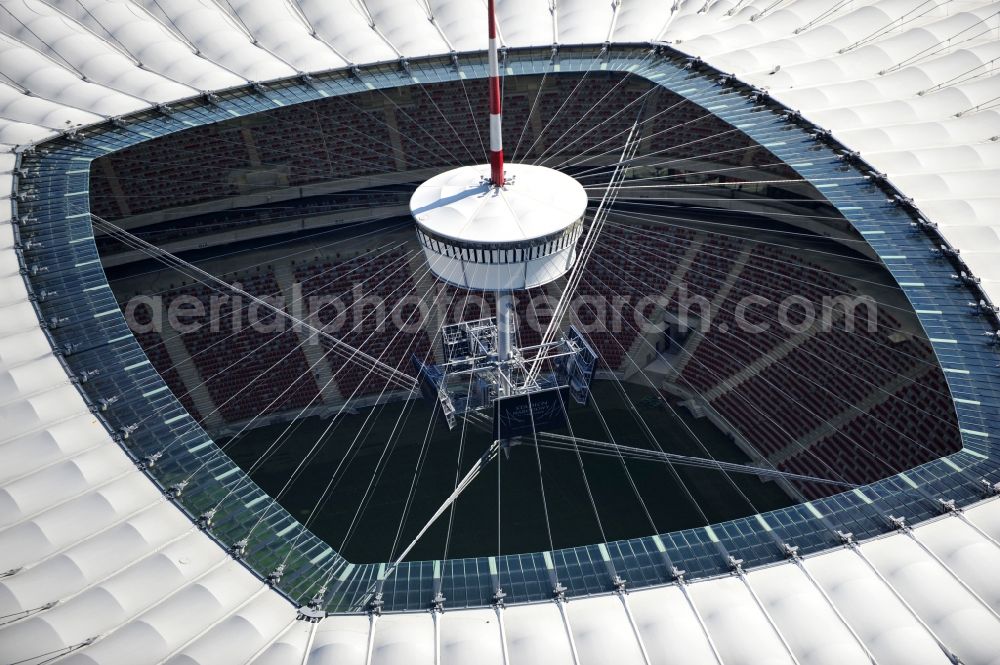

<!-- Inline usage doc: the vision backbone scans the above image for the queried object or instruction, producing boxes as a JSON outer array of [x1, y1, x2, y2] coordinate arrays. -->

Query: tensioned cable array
[[115, 239, 415, 444], [526, 107, 645, 384], [93, 215, 417, 392], [581, 246, 967, 490], [530, 433, 857, 489]]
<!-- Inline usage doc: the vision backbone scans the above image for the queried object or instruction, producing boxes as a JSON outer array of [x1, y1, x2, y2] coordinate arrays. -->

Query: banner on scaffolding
[[492, 386, 570, 440]]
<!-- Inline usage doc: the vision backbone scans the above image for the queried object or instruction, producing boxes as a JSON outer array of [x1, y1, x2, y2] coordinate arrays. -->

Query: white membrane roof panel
[[503, 601, 575, 665], [802, 545, 951, 665], [626, 585, 719, 665], [687, 574, 796, 665], [746, 563, 872, 665], [439, 608, 504, 665]]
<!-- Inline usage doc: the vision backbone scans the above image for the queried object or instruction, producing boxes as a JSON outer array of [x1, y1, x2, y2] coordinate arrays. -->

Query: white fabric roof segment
[[964, 497, 1000, 544], [0, 0, 195, 106], [426, 0, 487, 53], [137, 584, 290, 665], [500, 600, 575, 665], [0, 82, 103, 131], [0, 496, 185, 613], [294, 0, 397, 65], [437, 607, 504, 665], [361, 0, 450, 58], [199, 0, 346, 75], [613, 2, 676, 44], [801, 544, 954, 665], [0, 353, 68, 403], [564, 593, 646, 665], [860, 531, 1000, 665], [247, 619, 312, 665], [625, 585, 720, 665], [745, 564, 873, 665], [674, 0, 1000, 307], [303, 614, 371, 665], [369, 612, 435, 665], [132, 0, 294, 82], [0, 1, 999, 663], [687, 574, 798, 665], [47, 0, 239, 94], [0, 36, 138, 122], [913, 516, 1000, 621], [555, 0, 616, 45], [0, 414, 108, 486], [494, 0, 552, 47]]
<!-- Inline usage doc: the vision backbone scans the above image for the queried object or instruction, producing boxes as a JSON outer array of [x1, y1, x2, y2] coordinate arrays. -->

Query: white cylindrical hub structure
[[410, 163, 588, 291]]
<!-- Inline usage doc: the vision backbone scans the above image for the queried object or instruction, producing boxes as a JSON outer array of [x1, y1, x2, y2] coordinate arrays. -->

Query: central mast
[[486, 0, 511, 395], [487, 0, 505, 187], [408, 0, 593, 440]]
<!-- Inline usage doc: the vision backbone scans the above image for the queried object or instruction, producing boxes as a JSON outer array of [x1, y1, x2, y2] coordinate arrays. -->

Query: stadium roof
[[2, 1, 1000, 663]]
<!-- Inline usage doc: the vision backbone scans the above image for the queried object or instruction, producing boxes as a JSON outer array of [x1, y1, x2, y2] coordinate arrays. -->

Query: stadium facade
[[2, 1, 1000, 664]]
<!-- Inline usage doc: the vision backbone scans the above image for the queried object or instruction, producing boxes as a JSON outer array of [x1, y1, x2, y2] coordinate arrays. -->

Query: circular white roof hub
[[410, 163, 588, 290], [411, 163, 587, 243]]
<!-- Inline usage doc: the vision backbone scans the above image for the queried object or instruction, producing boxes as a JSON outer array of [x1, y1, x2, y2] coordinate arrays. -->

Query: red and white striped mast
[[487, 0, 505, 187]]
